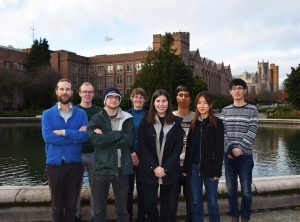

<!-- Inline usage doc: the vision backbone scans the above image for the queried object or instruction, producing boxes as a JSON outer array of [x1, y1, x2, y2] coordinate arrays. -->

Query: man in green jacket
[[88, 87, 134, 222]]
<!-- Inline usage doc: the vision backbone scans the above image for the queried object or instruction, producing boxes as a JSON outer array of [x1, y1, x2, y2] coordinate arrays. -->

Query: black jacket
[[183, 117, 224, 178], [137, 116, 184, 185]]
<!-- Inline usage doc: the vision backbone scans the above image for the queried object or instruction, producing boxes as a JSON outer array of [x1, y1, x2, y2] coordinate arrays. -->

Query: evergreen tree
[[284, 64, 300, 109], [134, 33, 194, 105], [27, 38, 51, 71]]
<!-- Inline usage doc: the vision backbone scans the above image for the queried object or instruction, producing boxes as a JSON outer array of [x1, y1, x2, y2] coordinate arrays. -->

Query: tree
[[23, 67, 60, 109], [23, 38, 60, 109], [27, 38, 51, 71], [192, 76, 208, 96], [284, 64, 300, 109], [134, 33, 194, 105]]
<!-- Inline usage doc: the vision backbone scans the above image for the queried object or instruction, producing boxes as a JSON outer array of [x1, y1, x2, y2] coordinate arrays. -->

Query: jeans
[[76, 152, 95, 218], [141, 183, 173, 222], [128, 167, 146, 222], [169, 168, 193, 222], [190, 164, 220, 222], [224, 153, 254, 220], [93, 173, 129, 222], [46, 162, 83, 222]]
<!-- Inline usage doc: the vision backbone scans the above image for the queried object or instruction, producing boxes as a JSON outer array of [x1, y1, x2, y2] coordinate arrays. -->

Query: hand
[[182, 173, 187, 177], [154, 166, 166, 178], [131, 152, 140, 166], [232, 148, 243, 157], [213, 177, 219, 181], [79, 126, 87, 131], [53, 129, 64, 136], [94, 128, 103, 134]]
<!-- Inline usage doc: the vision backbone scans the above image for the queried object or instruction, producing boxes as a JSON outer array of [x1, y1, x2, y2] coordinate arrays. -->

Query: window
[[126, 63, 133, 72], [4, 61, 13, 70], [89, 77, 95, 84], [80, 77, 85, 84], [97, 66, 105, 74], [126, 75, 132, 84], [117, 64, 123, 72], [106, 75, 113, 84], [107, 65, 114, 73], [72, 74, 78, 85], [135, 62, 142, 71], [79, 66, 85, 74], [89, 66, 95, 74], [126, 88, 131, 94], [17, 95, 23, 106], [116, 75, 123, 84], [73, 64, 78, 74], [97, 76, 104, 85], [97, 90, 103, 97]]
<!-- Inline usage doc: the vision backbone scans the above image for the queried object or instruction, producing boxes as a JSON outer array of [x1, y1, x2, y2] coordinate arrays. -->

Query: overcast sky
[[1, 0, 300, 84]]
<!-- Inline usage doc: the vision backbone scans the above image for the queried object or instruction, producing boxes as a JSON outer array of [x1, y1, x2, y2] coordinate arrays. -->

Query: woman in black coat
[[183, 91, 224, 222], [137, 89, 184, 222]]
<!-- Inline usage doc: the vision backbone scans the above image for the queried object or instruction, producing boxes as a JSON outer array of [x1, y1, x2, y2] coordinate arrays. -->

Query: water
[[0, 123, 300, 186]]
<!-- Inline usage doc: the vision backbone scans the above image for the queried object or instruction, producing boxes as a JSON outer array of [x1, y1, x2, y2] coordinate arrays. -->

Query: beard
[[57, 94, 72, 104]]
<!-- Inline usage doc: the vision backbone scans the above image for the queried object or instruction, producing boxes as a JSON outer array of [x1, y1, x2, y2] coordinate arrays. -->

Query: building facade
[[240, 60, 279, 95], [0, 45, 27, 111], [0, 32, 232, 111]]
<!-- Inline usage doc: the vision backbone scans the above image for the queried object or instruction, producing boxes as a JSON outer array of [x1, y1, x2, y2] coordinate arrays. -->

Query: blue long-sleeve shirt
[[128, 108, 146, 153], [42, 103, 89, 165]]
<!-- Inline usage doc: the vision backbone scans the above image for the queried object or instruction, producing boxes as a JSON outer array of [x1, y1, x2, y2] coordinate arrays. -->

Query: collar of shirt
[[58, 103, 73, 122]]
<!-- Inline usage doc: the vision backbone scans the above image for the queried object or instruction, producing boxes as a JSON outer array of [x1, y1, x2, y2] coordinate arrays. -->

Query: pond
[[0, 123, 300, 186]]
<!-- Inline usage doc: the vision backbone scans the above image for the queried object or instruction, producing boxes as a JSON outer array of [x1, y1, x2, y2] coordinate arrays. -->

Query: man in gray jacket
[[88, 87, 134, 222]]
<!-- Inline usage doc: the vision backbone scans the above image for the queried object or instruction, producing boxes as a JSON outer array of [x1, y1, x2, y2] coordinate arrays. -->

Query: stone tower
[[152, 32, 190, 64]]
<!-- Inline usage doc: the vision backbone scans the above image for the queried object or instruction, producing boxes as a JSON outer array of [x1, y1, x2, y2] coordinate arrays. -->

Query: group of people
[[41, 78, 258, 222]]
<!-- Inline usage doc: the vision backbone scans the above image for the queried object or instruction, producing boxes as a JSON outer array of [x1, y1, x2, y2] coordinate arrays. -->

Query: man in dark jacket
[[88, 87, 134, 222]]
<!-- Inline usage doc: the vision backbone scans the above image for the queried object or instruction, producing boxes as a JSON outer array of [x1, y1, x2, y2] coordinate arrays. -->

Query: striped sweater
[[221, 103, 258, 155]]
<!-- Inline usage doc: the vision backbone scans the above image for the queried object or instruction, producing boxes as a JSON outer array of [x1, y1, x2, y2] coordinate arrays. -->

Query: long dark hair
[[147, 89, 174, 124], [191, 91, 217, 129]]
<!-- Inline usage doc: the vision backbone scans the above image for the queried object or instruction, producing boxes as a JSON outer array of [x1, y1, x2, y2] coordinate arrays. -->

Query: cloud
[[1, 0, 299, 84]]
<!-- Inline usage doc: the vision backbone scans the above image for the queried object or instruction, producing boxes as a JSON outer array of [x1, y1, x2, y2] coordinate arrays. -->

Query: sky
[[1, 0, 300, 85]]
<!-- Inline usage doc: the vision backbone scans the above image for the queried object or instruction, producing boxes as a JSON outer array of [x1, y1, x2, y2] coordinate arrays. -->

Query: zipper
[[198, 120, 203, 176]]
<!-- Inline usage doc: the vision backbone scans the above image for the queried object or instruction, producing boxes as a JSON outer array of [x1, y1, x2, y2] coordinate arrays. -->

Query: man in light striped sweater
[[221, 79, 258, 222]]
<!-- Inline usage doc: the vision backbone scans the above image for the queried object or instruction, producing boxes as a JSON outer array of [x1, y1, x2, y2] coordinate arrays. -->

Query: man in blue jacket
[[41, 78, 89, 222]]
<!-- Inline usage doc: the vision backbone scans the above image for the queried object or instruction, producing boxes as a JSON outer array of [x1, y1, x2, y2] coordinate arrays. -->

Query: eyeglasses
[[107, 95, 120, 100], [177, 93, 190, 98], [231, 86, 245, 91], [80, 90, 94, 94]]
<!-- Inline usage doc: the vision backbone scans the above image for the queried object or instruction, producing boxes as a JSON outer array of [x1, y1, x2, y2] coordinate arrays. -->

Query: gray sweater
[[221, 103, 258, 155]]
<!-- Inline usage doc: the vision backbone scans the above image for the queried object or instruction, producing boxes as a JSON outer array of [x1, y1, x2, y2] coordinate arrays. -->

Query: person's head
[[130, 87, 147, 110], [103, 87, 122, 110], [229, 79, 247, 102], [175, 85, 191, 109], [79, 82, 94, 105], [147, 89, 174, 124], [191, 91, 217, 129], [55, 78, 73, 105]]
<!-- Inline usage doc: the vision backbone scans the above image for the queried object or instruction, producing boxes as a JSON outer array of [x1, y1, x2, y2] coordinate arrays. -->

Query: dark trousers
[[141, 183, 173, 222], [93, 174, 129, 222], [169, 173, 193, 222], [128, 168, 146, 222], [46, 162, 83, 222]]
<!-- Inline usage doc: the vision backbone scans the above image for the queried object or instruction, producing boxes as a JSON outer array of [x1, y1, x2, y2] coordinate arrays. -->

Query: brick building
[[0, 45, 27, 110], [240, 60, 279, 95], [0, 32, 232, 111]]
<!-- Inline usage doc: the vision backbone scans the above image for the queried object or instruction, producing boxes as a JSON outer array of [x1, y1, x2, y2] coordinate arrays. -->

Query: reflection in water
[[253, 124, 300, 177], [0, 123, 300, 186]]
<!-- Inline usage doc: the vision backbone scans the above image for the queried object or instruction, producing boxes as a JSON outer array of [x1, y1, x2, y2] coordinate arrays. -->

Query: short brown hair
[[79, 82, 94, 92], [130, 87, 147, 99], [56, 78, 72, 90]]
